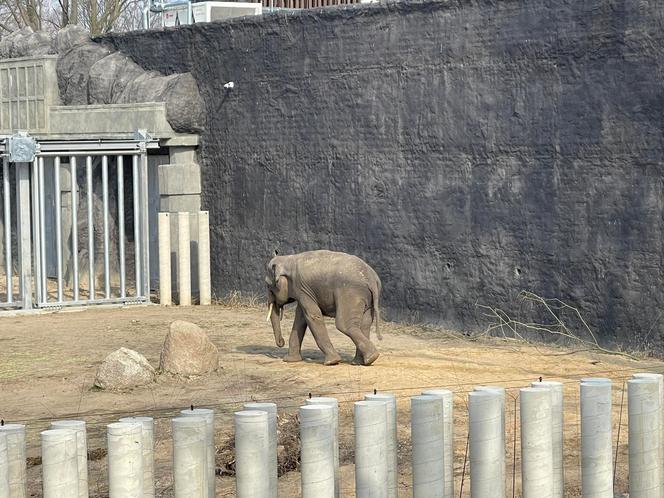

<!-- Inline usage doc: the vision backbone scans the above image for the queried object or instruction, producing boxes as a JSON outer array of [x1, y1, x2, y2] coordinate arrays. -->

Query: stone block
[[158, 163, 201, 196]]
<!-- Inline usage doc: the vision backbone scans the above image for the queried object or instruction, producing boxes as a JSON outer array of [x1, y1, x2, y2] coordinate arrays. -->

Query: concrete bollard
[[306, 397, 340, 498], [158, 212, 172, 305], [107, 422, 143, 498], [243, 402, 278, 498], [633, 372, 664, 497], [468, 390, 504, 498], [41, 429, 79, 498], [177, 212, 191, 305], [119, 417, 155, 498], [300, 405, 335, 498], [50, 420, 88, 498], [172, 416, 207, 498], [354, 400, 388, 498], [421, 389, 454, 498], [180, 408, 215, 498], [365, 392, 398, 498], [0, 432, 9, 497], [473, 386, 506, 497], [0, 424, 27, 498], [530, 380, 564, 498], [580, 380, 613, 498], [628, 377, 662, 498], [520, 387, 554, 498], [235, 410, 270, 498], [411, 395, 444, 497], [198, 211, 212, 305]]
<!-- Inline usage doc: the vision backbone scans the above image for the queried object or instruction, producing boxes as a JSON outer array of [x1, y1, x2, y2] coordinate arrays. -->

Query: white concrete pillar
[[180, 408, 215, 498], [365, 392, 398, 498], [50, 420, 88, 498], [354, 400, 388, 498], [468, 390, 503, 498], [520, 387, 553, 498], [244, 402, 278, 498], [197, 211, 211, 305], [580, 379, 613, 498], [0, 432, 9, 497], [530, 381, 564, 498], [172, 416, 207, 498], [633, 372, 664, 498], [306, 397, 340, 498], [177, 212, 191, 305], [473, 386, 506, 496], [628, 377, 662, 498], [235, 410, 270, 498], [119, 417, 155, 498], [158, 212, 172, 305], [41, 429, 79, 498], [107, 422, 143, 498], [411, 395, 444, 497], [300, 404, 335, 498], [0, 424, 26, 498], [421, 389, 454, 498]]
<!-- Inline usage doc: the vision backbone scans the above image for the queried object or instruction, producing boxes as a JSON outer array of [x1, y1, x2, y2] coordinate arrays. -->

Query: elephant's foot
[[283, 353, 303, 363], [363, 349, 380, 366], [323, 353, 342, 366], [351, 350, 363, 365]]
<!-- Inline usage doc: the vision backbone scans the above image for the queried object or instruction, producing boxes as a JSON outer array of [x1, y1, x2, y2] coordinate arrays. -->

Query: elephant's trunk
[[269, 305, 285, 347]]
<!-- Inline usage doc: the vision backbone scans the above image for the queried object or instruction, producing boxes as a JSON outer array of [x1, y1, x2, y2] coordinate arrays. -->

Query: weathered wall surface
[[102, 0, 664, 349]]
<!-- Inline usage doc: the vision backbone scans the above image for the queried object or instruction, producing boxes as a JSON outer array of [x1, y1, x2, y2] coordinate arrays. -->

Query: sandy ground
[[0, 303, 659, 497]]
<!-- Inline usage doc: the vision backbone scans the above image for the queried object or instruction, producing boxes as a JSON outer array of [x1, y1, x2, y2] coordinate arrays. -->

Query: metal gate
[[0, 135, 159, 312]]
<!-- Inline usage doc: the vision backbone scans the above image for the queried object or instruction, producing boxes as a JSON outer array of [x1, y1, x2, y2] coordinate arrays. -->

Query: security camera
[[223, 81, 235, 89]]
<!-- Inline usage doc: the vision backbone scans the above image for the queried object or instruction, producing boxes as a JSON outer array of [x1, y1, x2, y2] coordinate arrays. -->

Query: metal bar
[[3, 157, 11, 303], [86, 156, 94, 300], [102, 155, 110, 299], [38, 150, 144, 157], [33, 140, 159, 152], [117, 155, 126, 298], [31, 158, 41, 306], [54, 156, 63, 302], [38, 157, 46, 303], [15, 162, 32, 309], [71, 156, 79, 301], [38, 296, 148, 308], [140, 151, 150, 299], [132, 154, 141, 297]]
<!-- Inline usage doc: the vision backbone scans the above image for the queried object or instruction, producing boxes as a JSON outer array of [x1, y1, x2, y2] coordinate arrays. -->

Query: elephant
[[265, 250, 382, 366]]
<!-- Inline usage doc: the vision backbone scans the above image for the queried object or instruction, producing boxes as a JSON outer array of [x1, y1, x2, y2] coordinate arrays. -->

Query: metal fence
[[262, 0, 363, 8], [0, 137, 159, 312]]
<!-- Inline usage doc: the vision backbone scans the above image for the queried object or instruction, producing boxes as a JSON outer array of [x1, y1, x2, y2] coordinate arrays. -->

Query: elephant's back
[[295, 250, 379, 291]]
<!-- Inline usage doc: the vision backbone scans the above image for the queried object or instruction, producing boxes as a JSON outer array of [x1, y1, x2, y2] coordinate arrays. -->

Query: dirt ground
[[0, 303, 659, 497]]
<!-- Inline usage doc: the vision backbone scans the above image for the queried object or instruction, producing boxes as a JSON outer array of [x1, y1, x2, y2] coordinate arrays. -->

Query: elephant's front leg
[[283, 304, 307, 363], [300, 298, 342, 366]]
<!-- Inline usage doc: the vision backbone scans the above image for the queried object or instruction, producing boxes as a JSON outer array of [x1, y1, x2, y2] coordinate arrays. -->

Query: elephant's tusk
[[280, 307, 284, 321], [266, 303, 273, 322]]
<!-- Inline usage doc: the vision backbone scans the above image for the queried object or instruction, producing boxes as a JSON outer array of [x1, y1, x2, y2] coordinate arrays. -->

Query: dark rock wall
[[102, 0, 664, 349]]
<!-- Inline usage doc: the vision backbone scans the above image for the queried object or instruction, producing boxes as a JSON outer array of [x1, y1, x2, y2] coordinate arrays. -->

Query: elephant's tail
[[371, 281, 382, 341]]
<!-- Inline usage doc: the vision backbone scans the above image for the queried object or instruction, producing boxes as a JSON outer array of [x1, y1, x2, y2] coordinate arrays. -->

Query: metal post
[[132, 155, 141, 297], [31, 159, 41, 306], [54, 156, 63, 303], [102, 155, 110, 299], [70, 157, 79, 301], [15, 162, 32, 308], [140, 150, 150, 299], [86, 156, 94, 299], [38, 157, 46, 303], [3, 158, 12, 303], [117, 156, 126, 298]]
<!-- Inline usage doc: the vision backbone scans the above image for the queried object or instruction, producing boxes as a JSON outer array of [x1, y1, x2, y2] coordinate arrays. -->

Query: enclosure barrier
[[305, 396, 340, 497], [421, 388, 454, 498], [365, 392, 398, 498], [632, 372, 664, 496], [530, 380, 564, 497], [7, 372, 664, 496], [158, 211, 211, 306]]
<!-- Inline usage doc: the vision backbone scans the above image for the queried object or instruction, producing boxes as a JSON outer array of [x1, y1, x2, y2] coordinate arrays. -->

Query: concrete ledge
[[159, 163, 201, 195]]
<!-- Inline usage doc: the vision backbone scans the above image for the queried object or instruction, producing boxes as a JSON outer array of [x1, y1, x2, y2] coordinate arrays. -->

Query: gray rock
[[94, 347, 155, 391], [88, 52, 145, 104], [56, 41, 112, 105], [53, 25, 90, 54], [159, 320, 219, 376], [0, 27, 53, 59]]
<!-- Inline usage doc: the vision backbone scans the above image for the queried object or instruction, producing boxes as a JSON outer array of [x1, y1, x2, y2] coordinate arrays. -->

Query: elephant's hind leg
[[336, 298, 379, 366], [352, 309, 374, 365]]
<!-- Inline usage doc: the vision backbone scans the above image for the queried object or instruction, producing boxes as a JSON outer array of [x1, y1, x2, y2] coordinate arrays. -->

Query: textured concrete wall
[[102, 0, 664, 349]]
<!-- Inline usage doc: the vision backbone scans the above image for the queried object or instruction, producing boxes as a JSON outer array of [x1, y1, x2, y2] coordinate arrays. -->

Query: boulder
[[0, 27, 53, 58], [53, 25, 90, 54], [56, 41, 112, 105], [94, 347, 155, 391], [88, 52, 145, 104], [159, 321, 219, 376]]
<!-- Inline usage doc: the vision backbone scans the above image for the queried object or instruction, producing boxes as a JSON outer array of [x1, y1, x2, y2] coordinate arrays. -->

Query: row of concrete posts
[[0, 373, 663, 496]]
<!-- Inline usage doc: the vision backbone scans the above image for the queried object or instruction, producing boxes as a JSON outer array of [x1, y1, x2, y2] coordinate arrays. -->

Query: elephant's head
[[265, 254, 293, 348]]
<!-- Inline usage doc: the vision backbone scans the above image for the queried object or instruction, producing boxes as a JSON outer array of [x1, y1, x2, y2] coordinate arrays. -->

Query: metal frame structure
[[0, 134, 159, 313]]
